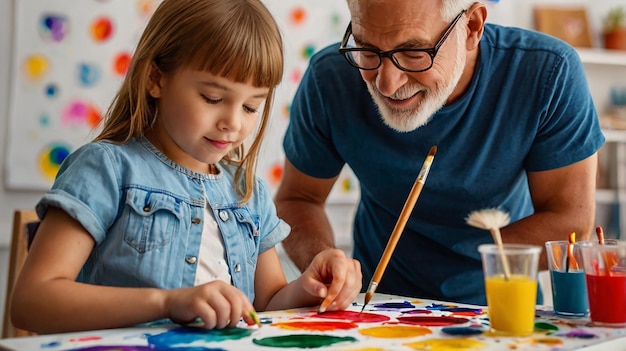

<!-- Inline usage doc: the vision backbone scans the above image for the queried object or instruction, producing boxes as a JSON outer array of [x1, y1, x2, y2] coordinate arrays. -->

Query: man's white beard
[[366, 30, 466, 133]]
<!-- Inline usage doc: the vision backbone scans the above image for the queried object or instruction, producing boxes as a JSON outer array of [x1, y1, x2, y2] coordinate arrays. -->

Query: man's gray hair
[[346, 0, 478, 22]]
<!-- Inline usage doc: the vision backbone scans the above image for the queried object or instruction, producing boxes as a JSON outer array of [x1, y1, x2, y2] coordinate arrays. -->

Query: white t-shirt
[[194, 186, 232, 286]]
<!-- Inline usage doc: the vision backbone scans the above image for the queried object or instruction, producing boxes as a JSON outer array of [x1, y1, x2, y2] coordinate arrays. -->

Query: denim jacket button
[[143, 206, 151, 212], [191, 217, 201, 224], [234, 263, 241, 272], [185, 256, 197, 264], [219, 211, 229, 222]]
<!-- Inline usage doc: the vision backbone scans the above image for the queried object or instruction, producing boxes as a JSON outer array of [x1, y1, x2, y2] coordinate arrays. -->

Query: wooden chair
[[2, 209, 39, 338]]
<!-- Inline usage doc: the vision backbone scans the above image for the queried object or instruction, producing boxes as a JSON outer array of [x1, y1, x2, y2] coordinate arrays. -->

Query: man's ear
[[147, 62, 163, 98], [464, 2, 487, 51]]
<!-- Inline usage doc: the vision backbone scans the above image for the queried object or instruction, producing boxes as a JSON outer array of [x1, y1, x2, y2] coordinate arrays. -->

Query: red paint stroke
[[397, 316, 469, 326], [68, 336, 102, 342], [310, 310, 390, 323], [274, 320, 357, 331], [402, 309, 433, 315], [451, 311, 482, 317]]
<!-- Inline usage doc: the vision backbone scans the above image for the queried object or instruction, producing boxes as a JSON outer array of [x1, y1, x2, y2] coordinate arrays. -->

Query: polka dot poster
[[7, 0, 157, 189], [261, 0, 359, 204], [6, 0, 359, 203]]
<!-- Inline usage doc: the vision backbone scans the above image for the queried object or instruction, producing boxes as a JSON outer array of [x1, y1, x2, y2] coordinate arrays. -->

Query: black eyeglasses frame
[[338, 10, 466, 73]]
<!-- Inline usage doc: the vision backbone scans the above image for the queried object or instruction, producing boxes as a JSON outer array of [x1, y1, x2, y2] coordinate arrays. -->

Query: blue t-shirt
[[283, 23, 605, 305]]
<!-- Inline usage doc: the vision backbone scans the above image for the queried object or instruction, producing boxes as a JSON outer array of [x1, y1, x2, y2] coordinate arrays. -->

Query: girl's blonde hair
[[95, 0, 284, 203]]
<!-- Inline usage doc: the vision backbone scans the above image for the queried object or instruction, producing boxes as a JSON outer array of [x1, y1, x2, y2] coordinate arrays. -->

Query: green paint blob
[[534, 322, 559, 331], [253, 334, 357, 348]]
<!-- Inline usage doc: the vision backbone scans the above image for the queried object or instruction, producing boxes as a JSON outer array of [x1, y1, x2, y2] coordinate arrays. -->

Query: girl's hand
[[164, 281, 257, 329], [300, 249, 362, 312]]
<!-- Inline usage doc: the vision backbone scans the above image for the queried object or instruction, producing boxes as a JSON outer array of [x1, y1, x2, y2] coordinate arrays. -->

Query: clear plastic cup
[[479, 244, 541, 336]]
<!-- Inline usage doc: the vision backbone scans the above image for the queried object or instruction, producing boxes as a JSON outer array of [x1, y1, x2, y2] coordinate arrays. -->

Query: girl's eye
[[243, 105, 258, 114], [202, 95, 221, 104]]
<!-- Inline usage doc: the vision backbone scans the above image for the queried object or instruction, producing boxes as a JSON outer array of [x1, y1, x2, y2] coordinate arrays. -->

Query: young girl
[[11, 0, 361, 334]]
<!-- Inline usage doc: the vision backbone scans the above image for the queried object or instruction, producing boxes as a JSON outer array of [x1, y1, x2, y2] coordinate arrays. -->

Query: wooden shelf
[[576, 48, 626, 66]]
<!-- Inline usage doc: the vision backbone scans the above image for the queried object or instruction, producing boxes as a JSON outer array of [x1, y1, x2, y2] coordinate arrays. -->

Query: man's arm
[[275, 159, 339, 272], [500, 153, 598, 269]]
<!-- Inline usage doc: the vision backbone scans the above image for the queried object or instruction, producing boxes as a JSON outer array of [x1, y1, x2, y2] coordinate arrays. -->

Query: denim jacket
[[36, 137, 290, 303]]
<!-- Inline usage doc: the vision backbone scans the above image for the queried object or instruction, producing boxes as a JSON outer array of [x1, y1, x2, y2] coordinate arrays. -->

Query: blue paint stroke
[[259, 317, 273, 325], [558, 329, 597, 339], [373, 301, 414, 309], [424, 303, 482, 314], [441, 326, 485, 335], [40, 341, 61, 348], [147, 327, 252, 349]]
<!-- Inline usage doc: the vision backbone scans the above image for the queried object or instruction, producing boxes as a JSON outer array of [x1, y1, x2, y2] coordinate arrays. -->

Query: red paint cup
[[576, 239, 626, 327]]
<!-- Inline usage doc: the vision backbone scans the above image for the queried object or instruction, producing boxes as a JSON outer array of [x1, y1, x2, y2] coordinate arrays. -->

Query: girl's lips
[[207, 138, 231, 149]]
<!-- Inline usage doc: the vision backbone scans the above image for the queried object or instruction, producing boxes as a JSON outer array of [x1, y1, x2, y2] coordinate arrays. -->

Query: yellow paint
[[359, 325, 431, 338], [23, 54, 49, 81], [405, 338, 487, 350], [485, 274, 537, 336], [517, 338, 563, 347]]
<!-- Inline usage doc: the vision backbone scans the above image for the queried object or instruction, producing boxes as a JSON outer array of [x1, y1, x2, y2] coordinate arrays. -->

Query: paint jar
[[576, 239, 626, 327], [478, 244, 541, 336], [545, 240, 589, 317]]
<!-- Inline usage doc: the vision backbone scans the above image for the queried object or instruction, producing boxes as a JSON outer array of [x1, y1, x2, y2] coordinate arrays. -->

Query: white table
[[1, 293, 625, 351]]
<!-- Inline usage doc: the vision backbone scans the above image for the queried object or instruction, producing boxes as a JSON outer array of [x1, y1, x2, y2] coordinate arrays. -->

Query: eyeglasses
[[339, 10, 466, 72]]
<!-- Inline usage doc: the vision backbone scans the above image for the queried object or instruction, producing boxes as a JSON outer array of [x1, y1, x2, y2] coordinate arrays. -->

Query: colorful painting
[[5, 0, 359, 203], [2, 296, 626, 350]]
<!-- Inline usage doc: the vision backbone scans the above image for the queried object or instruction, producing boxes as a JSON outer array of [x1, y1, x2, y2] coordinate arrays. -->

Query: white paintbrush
[[466, 208, 511, 280]]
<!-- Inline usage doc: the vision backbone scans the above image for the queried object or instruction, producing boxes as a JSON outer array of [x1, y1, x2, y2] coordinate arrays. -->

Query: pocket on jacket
[[233, 208, 260, 258], [122, 188, 183, 253]]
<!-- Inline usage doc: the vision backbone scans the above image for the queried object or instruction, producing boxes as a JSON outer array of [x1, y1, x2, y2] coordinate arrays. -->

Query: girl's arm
[[254, 247, 362, 312], [11, 207, 256, 334]]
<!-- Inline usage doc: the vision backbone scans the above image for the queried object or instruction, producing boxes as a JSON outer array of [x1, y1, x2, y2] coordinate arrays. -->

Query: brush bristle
[[465, 208, 510, 230]]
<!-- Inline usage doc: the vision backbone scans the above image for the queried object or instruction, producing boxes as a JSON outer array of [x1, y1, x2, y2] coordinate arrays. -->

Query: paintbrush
[[466, 208, 511, 280], [596, 226, 605, 245], [360, 145, 437, 313], [565, 232, 578, 272]]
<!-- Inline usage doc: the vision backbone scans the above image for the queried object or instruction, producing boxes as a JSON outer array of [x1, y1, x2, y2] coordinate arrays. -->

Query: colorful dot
[[45, 83, 58, 98], [267, 163, 283, 186], [77, 62, 101, 87], [136, 0, 158, 17], [290, 7, 307, 25], [39, 14, 69, 42], [113, 52, 132, 76], [39, 144, 71, 180], [62, 100, 102, 128], [22, 54, 50, 81], [300, 44, 316, 59], [289, 68, 302, 84], [90, 16, 114, 42]]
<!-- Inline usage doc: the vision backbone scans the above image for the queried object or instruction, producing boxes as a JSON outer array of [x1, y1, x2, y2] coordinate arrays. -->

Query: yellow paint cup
[[479, 244, 541, 336]]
